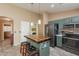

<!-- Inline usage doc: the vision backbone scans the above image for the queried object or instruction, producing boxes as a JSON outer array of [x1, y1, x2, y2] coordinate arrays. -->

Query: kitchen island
[[24, 35, 50, 56]]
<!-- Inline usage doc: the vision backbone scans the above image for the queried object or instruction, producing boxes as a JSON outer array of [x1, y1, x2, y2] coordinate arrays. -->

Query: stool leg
[[23, 53, 26, 56], [20, 42, 30, 56]]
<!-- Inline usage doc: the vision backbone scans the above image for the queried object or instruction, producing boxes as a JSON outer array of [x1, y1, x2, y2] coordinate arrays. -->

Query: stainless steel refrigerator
[[45, 23, 59, 47]]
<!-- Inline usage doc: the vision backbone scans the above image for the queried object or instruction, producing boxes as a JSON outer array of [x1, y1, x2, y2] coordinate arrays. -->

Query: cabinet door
[[71, 16, 79, 23], [58, 19, 65, 33], [39, 41, 50, 56], [52, 20, 57, 24], [64, 17, 72, 24], [57, 36, 62, 47]]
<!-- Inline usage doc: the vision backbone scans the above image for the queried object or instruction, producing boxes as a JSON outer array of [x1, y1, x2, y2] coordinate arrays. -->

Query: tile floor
[[0, 39, 21, 56], [0, 39, 78, 56], [50, 47, 77, 56]]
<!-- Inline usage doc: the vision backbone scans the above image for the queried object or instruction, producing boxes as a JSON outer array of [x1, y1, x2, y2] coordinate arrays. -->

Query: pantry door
[[20, 21, 30, 43]]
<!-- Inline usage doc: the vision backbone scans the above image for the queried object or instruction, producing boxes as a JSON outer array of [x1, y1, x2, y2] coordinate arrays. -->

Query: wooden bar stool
[[20, 42, 30, 56]]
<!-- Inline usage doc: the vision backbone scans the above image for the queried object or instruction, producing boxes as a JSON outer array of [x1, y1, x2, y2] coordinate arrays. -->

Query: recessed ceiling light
[[51, 4, 55, 8]]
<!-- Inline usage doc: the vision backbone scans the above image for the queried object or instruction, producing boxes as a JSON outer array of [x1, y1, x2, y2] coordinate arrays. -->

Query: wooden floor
[[0, 39, 78, 56]]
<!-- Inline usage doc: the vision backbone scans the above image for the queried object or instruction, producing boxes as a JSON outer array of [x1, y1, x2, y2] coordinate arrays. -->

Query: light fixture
[[51, 4, 55, 8], [38, 20, 41, 24], [30, 3, 34, 26], [31, 22, 33, 26], [38, 3, 41, 25]]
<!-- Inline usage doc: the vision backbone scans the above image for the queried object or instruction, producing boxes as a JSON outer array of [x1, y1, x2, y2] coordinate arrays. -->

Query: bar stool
[[20, 42, 30, 56]]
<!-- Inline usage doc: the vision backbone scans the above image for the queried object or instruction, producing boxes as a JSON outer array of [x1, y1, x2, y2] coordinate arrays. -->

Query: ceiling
[[14, 3, 79, 14]]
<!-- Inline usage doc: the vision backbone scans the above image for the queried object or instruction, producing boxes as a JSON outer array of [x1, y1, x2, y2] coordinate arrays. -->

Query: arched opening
[[0, 16, 14, 48]]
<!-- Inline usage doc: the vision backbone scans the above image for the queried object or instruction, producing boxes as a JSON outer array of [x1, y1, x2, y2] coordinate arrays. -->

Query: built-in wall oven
[[63, 33, 79, 48], [62, 33, 79, 55]]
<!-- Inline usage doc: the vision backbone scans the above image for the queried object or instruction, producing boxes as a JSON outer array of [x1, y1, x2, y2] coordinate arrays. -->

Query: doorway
[[0, 16, 14, 49], [20, 21, 31, 43]]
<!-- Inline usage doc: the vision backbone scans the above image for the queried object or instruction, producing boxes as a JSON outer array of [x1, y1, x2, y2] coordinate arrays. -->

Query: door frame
[[0, 16, 14, 46]]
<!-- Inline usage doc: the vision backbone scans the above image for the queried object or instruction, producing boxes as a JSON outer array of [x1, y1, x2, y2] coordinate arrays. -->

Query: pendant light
[[38, 20, 41, 24], [38, 3, 41, 25], [30, 3, 34, 26], [31, 22, 33, 26]]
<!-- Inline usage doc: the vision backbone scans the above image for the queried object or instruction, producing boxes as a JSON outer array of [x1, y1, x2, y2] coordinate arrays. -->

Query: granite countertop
[[24, 35, 50, 43]]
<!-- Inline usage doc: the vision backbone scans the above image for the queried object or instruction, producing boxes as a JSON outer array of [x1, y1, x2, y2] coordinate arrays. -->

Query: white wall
[[0, 4, 40, 46], [42, 12, 48, 35], [48, 8, 79, 21]]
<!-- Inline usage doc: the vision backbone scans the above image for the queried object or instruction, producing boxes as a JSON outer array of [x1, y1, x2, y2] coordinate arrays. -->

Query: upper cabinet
[[71, 16, 79, 23], [49, 16, 79, 25], [64, 17, 72, 24], [48, 16, 79, 34]]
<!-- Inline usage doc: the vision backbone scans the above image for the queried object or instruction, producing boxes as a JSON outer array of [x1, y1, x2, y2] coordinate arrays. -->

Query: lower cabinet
[[39, 41, 50, 56], [27, 39, 50, 56], [56, 35, 62, 47]]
